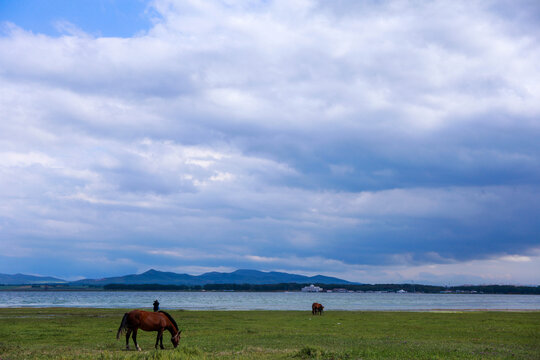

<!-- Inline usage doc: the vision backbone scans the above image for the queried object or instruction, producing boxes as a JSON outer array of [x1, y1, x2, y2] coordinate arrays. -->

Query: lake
[[1, 291, 539, 310]]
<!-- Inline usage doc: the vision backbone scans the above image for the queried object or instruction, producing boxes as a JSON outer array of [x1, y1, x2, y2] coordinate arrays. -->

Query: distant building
[[301, 284, 323, 292]]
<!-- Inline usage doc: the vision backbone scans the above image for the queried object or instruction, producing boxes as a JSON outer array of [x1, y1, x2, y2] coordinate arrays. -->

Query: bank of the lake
[[1, 291, 540, 310], [0, 308, 539, 359]]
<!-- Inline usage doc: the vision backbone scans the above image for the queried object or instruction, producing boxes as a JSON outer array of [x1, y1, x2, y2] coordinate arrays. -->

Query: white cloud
[[0, 0, 539, 282], [0, 151, 57, 168]]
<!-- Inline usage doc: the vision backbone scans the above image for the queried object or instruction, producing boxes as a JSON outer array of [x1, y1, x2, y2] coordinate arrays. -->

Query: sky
[[1, 0, 539, 285]]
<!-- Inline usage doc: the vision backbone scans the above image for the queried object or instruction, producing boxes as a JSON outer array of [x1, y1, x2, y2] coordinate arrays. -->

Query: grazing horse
[[312, 302, 324, 315], [117, 310, 181, 351]]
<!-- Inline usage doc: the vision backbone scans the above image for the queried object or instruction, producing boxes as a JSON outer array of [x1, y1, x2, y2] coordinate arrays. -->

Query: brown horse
[[116, 310, 181, 351], [312, 302, 324, 315]]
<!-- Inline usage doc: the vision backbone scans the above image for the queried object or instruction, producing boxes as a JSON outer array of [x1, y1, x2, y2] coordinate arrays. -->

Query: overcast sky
[[1, 0, 539, 284]]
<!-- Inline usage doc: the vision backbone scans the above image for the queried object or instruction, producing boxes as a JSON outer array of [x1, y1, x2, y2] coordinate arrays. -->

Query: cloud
[[0, 0, 539, 283]]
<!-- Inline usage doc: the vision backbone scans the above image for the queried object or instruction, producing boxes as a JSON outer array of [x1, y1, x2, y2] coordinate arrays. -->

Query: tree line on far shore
[[102, 283, 540, 294]]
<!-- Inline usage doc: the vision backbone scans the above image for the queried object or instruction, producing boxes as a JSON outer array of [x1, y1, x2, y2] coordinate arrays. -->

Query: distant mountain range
[[1, 269, 352, 286], [0, 273, 66, 285], [71, 269, 352, 286]]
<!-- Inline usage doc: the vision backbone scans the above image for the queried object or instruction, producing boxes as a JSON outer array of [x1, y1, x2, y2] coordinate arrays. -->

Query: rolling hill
[[70, 269, 352, 286], [0, 273, 66, 285]]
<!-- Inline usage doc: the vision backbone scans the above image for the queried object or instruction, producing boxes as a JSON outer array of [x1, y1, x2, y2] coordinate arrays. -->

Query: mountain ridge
[[1, 269, 352, 285], [70, 268, 353, 286], [0, 273, 67, 285]]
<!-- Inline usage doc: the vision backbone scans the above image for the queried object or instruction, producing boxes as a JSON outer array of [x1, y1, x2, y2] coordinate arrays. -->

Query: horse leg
[[155, 329, 164, 349], [159, 332, 164, 349], [125, 329, 132, 350], [132, 329, 141, 351]]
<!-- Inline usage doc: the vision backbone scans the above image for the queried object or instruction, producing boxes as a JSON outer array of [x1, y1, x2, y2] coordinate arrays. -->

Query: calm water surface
[[1, 291, 539, 310]]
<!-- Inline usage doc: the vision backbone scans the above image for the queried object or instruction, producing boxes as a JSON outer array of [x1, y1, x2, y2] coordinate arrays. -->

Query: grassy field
[[0, 308, 539, 359]]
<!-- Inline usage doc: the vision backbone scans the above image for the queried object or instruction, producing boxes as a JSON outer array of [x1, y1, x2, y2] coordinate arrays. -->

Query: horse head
[[171, 329, 182, 348]]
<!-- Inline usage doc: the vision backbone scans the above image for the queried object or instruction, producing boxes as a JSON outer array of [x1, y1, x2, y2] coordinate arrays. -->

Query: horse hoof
[[137, 347, 142, 352]]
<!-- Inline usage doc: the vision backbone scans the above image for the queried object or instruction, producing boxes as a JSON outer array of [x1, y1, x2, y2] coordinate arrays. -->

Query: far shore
[[2, 282, 539, 295]]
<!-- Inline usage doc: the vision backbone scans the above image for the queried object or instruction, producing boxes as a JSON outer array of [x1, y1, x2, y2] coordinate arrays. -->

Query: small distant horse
[[117, 310, 181, 351], [312, 302, 324, 315]]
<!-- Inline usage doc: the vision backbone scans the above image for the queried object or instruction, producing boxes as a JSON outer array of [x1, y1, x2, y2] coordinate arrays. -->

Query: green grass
[[0, 308, 539, 359]]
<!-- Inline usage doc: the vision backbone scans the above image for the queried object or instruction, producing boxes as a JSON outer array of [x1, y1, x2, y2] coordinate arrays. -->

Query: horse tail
[[116, 313, 129, 339]]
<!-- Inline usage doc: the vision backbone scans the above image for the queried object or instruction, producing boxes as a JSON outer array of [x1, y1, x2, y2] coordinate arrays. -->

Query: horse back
[[126, 309, 168, 330]]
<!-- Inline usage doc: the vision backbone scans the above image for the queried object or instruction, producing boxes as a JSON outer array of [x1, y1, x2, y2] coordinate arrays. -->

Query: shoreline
[[1, 307, 539, 312]]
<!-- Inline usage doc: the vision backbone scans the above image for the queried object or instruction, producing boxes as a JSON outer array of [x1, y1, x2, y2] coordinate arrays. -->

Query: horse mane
[[158, 310, 179, 331]]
